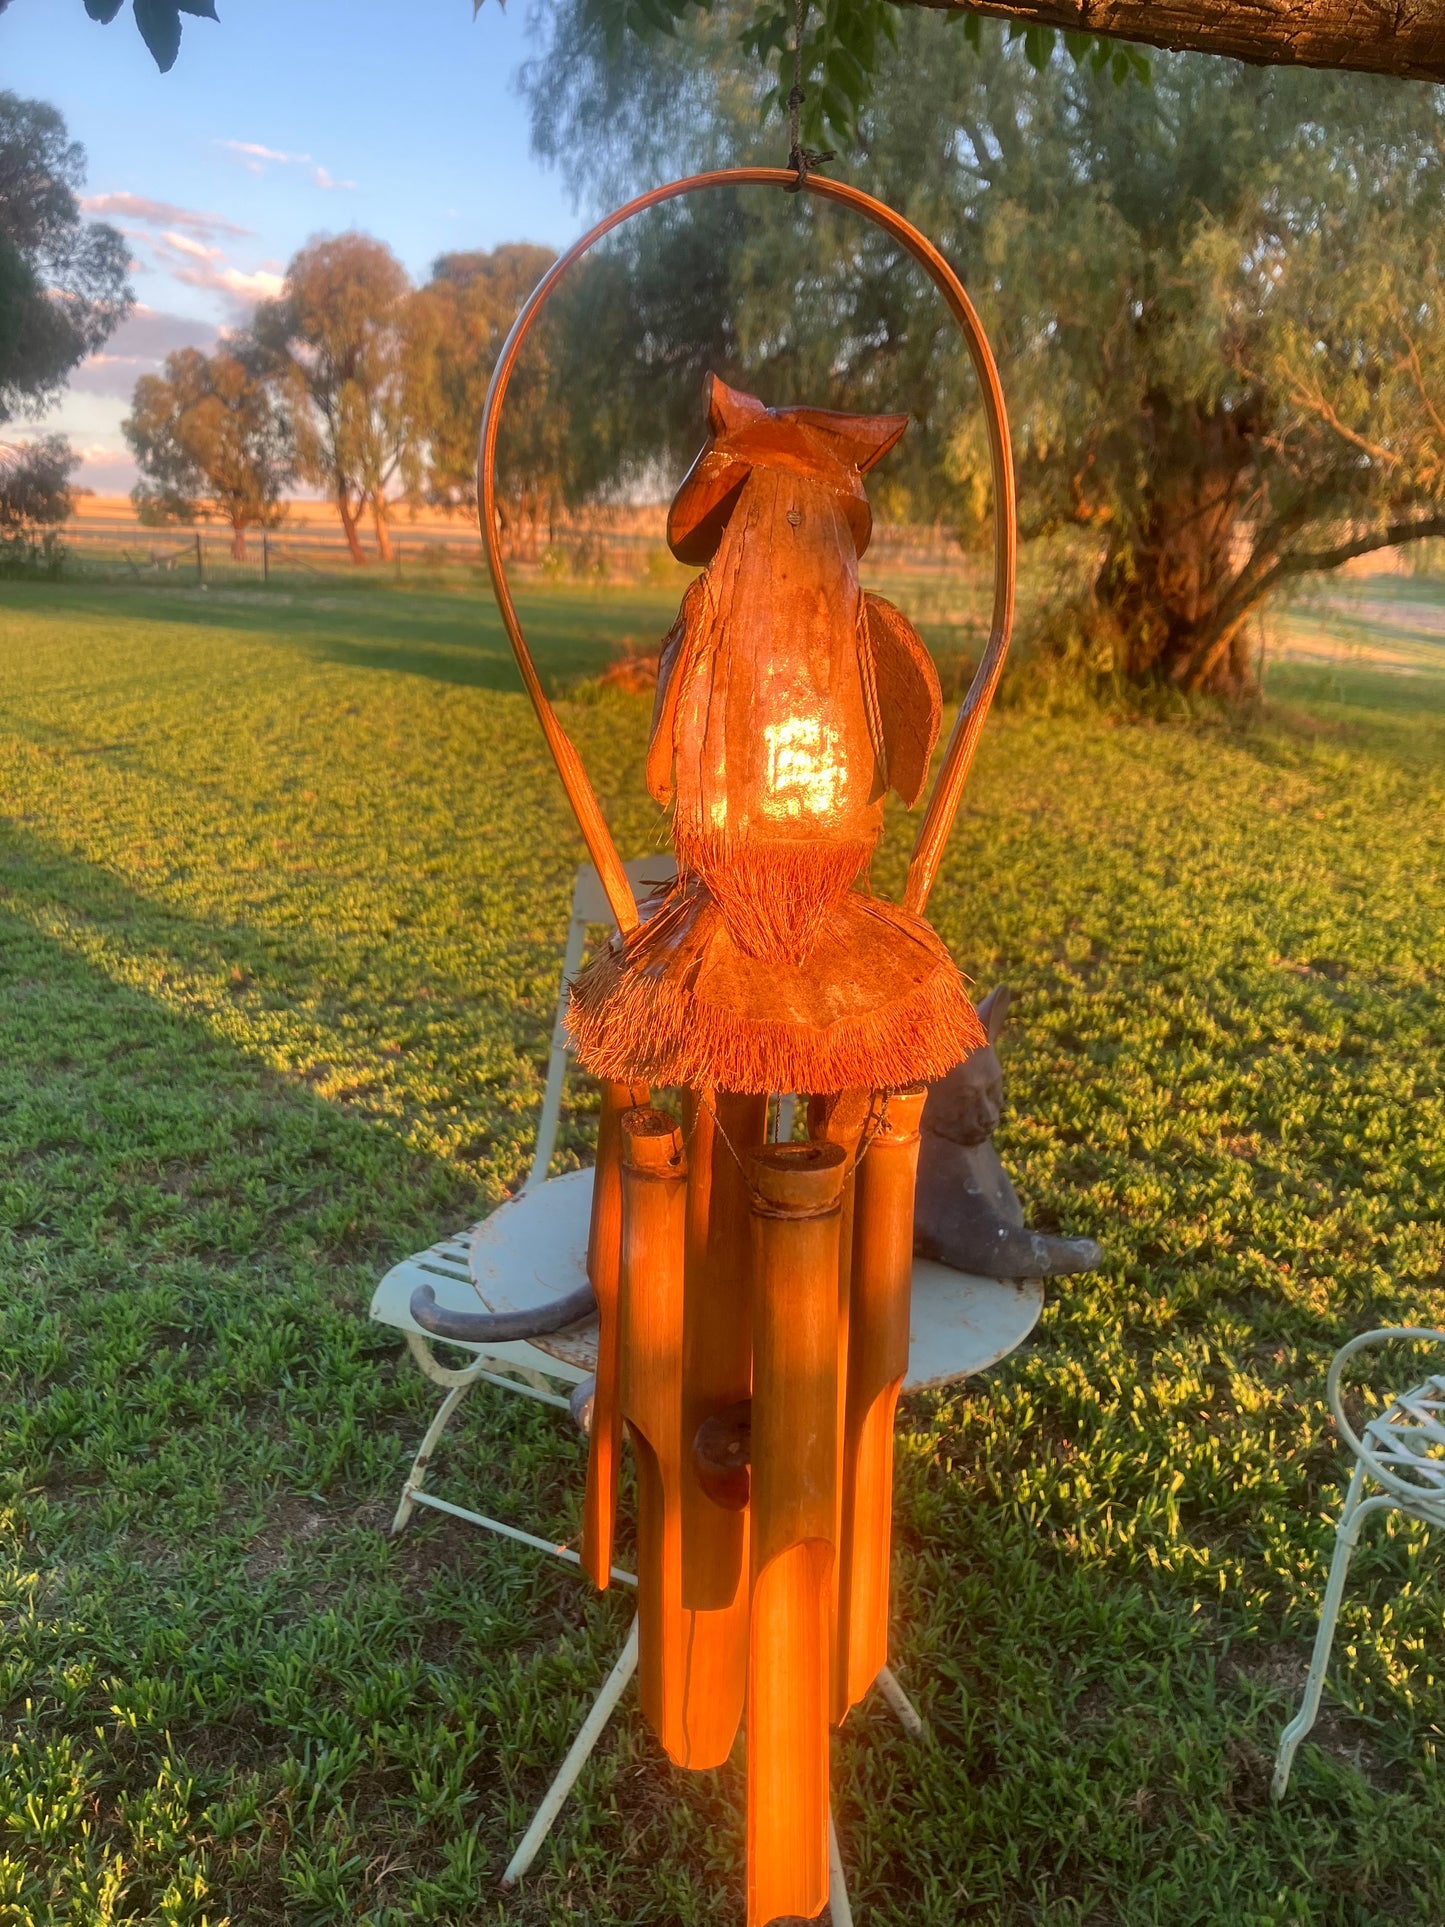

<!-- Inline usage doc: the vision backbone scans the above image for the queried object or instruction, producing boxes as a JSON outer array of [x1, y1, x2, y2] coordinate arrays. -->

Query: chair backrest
[[522, 853, 677, 1193], [1327, 1327, 1445, 1521]]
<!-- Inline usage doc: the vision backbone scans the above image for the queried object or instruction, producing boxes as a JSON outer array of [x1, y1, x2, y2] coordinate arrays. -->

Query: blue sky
[[4, 0, 580, 488]]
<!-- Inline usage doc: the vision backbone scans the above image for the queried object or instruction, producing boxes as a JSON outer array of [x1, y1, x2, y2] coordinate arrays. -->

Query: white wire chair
[[1272, 1326, 1445, 1799]]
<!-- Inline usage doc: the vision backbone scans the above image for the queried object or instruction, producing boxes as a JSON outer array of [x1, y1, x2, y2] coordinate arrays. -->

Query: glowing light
[[763, 717, 846, 820]]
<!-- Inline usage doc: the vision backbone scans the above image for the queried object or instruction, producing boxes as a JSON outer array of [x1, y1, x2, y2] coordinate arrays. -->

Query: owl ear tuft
[[705, 373, 769, 438], [784, 407, 909, 473]]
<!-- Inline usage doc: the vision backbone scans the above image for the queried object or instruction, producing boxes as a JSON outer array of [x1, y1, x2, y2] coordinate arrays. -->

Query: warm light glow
[[763, 717, 846, 820]]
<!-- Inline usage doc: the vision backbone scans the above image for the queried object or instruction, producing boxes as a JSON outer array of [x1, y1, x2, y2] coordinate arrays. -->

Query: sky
[[4, 0, 581, 490]]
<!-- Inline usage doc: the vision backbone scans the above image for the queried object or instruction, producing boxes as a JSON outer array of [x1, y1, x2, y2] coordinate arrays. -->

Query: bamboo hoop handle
[[477, 168, 1016, 932]]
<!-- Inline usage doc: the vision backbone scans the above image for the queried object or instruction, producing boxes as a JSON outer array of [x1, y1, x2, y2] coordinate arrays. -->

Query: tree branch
[[904, 1, 1445, 85], [1177, 511, 1445, 692]]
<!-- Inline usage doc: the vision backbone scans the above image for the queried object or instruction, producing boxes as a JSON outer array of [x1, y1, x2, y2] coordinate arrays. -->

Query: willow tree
[[528, 10, 1445, 693]]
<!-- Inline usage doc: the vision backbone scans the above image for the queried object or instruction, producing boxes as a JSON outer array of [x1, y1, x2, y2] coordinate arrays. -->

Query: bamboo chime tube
[[617, 1106, 689, 1751], [806, 1088, 872, 1722], [581, 1077, 650, 1589], [745, 1141, 846, 1927], [672, 1088, 767, 1765], [836, 1087, 927, 1717]]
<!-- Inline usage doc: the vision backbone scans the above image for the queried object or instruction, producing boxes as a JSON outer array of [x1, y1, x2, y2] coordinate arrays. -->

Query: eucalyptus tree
[[254, 235, 417, 563], [0, 90, 130, 424], [407, 244, 575, 554], [125, 342, 292, 559]]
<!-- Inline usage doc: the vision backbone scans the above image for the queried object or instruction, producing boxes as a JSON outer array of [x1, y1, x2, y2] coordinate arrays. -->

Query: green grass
[[0, 576, 1442, 1925]]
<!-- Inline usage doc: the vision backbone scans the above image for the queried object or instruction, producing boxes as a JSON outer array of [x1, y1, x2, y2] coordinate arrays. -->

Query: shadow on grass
[[4, 576, 680, 694]]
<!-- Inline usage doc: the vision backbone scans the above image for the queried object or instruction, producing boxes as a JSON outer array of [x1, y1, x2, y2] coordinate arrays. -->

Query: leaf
[[177, 0, 218, 17], [963, 9, 981, 46], [1024, 24, 1053, 72], [1111, 45, 1130, 86], [1064, 30, 1093, 65], [132, 0, 182, 70], [1090, 38, 1111, 72], [84, 0, 125, 19]]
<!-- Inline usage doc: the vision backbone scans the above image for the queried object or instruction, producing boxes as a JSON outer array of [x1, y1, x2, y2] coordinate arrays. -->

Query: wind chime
[[478, 165, 1014, 1926]]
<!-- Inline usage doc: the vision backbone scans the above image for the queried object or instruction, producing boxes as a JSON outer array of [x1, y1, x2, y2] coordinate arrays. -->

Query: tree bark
[[370, 493, 394, 563], [907, 0, 1445, 84], [1087, 396, 1263, 696], [230, 518, 247, 564], [337, 492, 367, 564]]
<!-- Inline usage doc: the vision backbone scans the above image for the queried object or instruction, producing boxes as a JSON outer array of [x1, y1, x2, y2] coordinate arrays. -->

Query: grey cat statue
[[912, 985, 1103, 1280]]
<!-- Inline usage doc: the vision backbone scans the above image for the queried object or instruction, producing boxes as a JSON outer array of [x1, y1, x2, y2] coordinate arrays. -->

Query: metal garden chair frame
[[1272, 1326, 1445, 1799]]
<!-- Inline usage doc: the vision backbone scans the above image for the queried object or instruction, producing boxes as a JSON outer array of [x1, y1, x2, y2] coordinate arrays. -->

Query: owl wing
[[861, 592, 942, 808], [645, 575, 710, 808]]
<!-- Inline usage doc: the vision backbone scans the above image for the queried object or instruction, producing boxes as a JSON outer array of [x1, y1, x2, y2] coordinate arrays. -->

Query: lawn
[[0, 574, 1442, 1926]]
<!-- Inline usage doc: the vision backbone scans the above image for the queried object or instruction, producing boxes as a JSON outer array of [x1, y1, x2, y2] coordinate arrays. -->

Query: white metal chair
[[369, 856, 1048, 1903], [1272, 1326, 1445, 1799]]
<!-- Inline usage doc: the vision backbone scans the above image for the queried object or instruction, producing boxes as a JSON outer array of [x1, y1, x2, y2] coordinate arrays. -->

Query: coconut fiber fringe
[[566, 882, 985, 1096], [673, 829, 873, 965]]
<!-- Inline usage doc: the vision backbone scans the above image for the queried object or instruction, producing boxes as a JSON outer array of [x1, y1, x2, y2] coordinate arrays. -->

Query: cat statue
[[913, 985, 1103, 1280]]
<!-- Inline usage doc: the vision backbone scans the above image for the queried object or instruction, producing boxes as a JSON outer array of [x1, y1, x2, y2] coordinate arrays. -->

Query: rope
[[785, 0, 834, 190], [696, 1086, 892, 1209]]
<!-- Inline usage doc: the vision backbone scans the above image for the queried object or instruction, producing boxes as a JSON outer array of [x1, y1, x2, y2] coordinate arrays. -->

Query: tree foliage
[[124, 342, 292, 559], [254, 235, 417, 563], [0, 434, 77, 528], [407, 244, 572, 551], [0, 91, 131, 423], [524, 8, 1445, 691]]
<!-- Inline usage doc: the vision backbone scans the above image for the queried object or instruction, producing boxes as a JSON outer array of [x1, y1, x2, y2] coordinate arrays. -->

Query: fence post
[[195, 531, 203, 583], [262, 530, 269, 584]]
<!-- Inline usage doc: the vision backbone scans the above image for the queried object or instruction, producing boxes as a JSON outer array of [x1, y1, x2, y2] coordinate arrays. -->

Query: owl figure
[[568, 375, 984, 1094]]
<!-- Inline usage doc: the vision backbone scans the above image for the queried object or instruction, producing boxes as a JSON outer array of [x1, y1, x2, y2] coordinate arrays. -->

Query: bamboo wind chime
[[479, 170, 1015, 1926]]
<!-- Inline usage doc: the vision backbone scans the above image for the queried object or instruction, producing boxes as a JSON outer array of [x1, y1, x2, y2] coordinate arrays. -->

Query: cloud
[[68, 307, 220, 398], [222, 139, 312, 164], [218, 138, 356, 189], [172, 263, 286, 304], [81, 192, 251, 241], [159, 230, 223, 263]]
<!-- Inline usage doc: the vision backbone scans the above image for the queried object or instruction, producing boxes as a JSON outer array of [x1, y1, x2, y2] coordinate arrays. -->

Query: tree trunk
[[1087, 397, 1261, 698], [370, 493, 393, 563], [230, 518, 247, 563], [337, 493, 367, 565], [907, 0, 1445, 85]]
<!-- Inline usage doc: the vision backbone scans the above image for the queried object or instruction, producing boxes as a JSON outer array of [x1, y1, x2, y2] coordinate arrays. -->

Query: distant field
[[1266, 573, 1445, 693], [0, 576, 1441, 1924]]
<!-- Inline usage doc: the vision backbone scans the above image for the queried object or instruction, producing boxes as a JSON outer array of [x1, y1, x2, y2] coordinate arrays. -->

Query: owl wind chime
[[478, 169, 1015, 1925]]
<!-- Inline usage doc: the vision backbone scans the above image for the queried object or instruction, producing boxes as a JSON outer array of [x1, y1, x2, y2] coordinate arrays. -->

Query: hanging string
[[786, 0, 834, 190]]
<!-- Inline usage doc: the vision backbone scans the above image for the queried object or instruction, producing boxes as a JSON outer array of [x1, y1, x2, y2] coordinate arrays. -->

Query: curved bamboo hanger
[[477, 168, 1016, 932]]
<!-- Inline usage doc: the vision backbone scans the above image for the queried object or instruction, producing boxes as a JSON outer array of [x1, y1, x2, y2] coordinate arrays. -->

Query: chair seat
[[371, 1167, 1043, 1392]]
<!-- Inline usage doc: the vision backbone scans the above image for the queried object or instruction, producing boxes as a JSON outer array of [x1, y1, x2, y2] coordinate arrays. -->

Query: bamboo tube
[[807, 1088, 871, 1724], [746, 1141, 845, 1927], [667, 1088, 767, 1768], [835, 1088, 926, 1719], [618, 1105, 689, 1756], [581, 1077, 650, 1590]]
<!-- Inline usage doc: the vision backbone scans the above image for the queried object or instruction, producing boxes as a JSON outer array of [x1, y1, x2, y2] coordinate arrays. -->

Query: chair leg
[[502, 1616, 640, 1887], [392, 1380, 476, 1536], [1272, 1463, 1370, 1800], [876, 1665, 925, 1738], [828, 1809, 853, 1927]]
